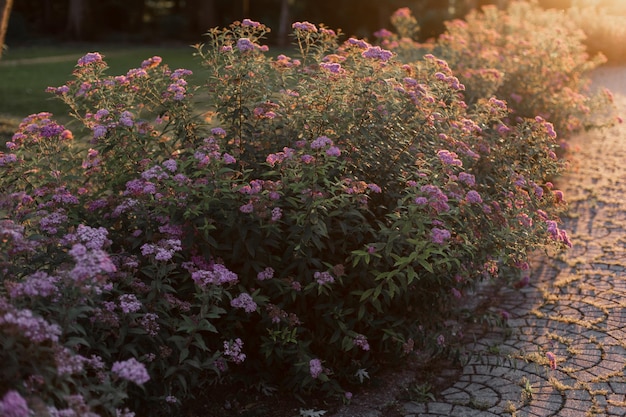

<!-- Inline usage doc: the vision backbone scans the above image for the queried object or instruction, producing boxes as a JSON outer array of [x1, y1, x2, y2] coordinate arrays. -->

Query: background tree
[[5, 0, 519, 45], [66, 0, 86, 39], [0, 0, 13, 59]]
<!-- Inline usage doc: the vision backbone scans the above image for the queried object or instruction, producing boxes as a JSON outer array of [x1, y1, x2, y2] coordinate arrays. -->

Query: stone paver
[[329, 67, 626, 417]]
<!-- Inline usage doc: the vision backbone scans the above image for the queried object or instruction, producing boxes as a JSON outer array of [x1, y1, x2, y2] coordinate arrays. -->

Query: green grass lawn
[[0, 44, 206, 122]]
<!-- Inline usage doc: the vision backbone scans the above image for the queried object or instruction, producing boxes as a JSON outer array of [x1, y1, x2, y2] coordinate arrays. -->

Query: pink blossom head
[[242, 18, 261, 28], [0, 390, 30, 417], [320, 62, 343, 74], [392, 7, 412, 19], [141, 56, 162, 69], [111, 358, 150, 385], [237, 38, 256, 52], [362, 46, 393, 62], [309, 358, 323, 378], [374, 28, 393, 39], [77, 52, 103, 67], [292, 21, 318, 32]]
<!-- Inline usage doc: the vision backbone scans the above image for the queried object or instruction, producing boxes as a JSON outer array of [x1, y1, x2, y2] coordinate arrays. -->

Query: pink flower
[[353, 334, 370, 351], [458, 172, 475, 187], [257, 267, 275, 281], [0, 390, 30, 417], [162, 159, 177, 172], [392, 7, 412, 19], [309, 359, 323, 378], [118, 294, 142, 313], [242, 18, 261, 28], [170, 69, 193, 79], [93, 125, 107, 139], [141, 56, 162, 69], [239, 202, 254, 213], [546, 351, 557, 369], [231, 293, 257, 313], [266, 150, 291, 166], [320, 62, 343, 74], [311, 136, 332, 149], [361, 46, 393, 62], [374, 28, 393, 39], [301, 154, 315, 164], [8, 271, 59, 299], [431, 227, 451, 244], [111, 358, 150, 385], [119, 111, 134, 127], [77, 52, 103, 66], [346, 38, 371, 49], [211, 127, 227, 136], [496, 123, 511, 135], [420, 185, 450, 213], [224, 338, 246, 364], [271, 207, 282, 221], [0, 307, 62, 344], [314, 271, 335, 285], [191, 264, 238, 286], [223, 153, 236, 164], [292, 21, 317, 32], [465, 190, 483, 204], [326, 146, 341, 157], [140, 313, 160, 336], [236, 38, 256, 52], [437, 149, 463, 166]]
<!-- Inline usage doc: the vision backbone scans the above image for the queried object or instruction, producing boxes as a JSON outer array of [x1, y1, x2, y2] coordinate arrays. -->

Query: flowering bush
[[0, 12, 602, 416], [568, 2, 626, 64], [423, 1, 614, 137]]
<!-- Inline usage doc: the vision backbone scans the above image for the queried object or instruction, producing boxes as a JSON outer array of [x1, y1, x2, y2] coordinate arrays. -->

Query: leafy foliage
[[0, 7, 614, 416]]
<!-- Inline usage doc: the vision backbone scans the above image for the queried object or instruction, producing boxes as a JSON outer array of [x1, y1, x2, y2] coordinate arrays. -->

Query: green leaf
[[358, 288, 374, 302], [418, 258, 434, 273], [179, 348, 190, 363]]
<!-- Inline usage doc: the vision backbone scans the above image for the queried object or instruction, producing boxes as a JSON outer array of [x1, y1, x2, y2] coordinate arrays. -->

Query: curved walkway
[[330, 66, 626, 417]]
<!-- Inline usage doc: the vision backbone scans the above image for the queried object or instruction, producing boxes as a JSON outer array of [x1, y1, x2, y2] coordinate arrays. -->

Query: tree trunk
[[186, 0, 218, 36], [67, 0, 86, 39], [277, 0, 291, 47], [0, 0, 13, 59]]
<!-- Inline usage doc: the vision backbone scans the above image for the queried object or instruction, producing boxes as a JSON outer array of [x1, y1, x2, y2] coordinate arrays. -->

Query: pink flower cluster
[[417, 185, 450, 214], [190, 263, 239, 287], [224, 338, 246, 364], [0, 302, 62, 344], [8, 112, 72, 150], [292, 21, 317, 32], [361, 46, 393, 62], [309, 358, 323, 378], [353, 334, 370, 351], [111, 358, 150, 385], [140, 238, 182, 262], [230, 292, 258, 313], [314, 271, 335, 286], [0, 390, 30, 417]]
